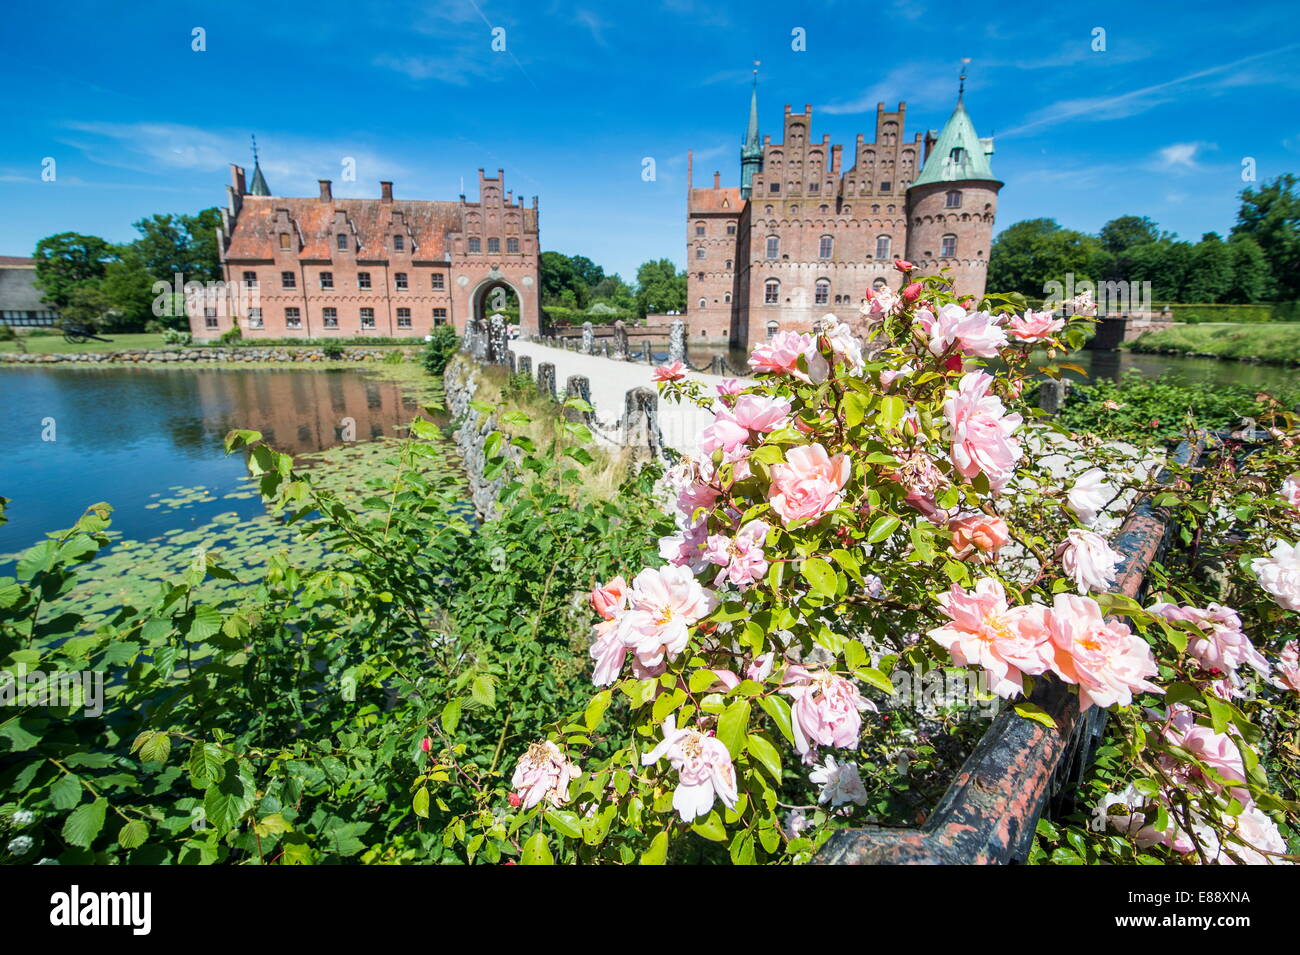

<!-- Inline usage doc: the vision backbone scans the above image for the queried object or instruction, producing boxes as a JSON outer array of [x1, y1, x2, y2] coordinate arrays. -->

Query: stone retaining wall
[[0, 347, 415, 365]]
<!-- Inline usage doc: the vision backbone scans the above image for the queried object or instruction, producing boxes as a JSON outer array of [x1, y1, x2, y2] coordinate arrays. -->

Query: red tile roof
[[0, 256, 37, 267], [688, 188, 743, 214]]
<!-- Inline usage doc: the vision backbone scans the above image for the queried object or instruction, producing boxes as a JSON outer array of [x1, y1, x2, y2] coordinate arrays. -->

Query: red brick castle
[[190, 156, 540, 341], [687, 76, 1001, 348]]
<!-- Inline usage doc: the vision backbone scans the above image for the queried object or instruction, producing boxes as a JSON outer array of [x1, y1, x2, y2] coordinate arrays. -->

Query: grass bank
[[0, 332, 171, 354], [1127, 323, 1300, 365]]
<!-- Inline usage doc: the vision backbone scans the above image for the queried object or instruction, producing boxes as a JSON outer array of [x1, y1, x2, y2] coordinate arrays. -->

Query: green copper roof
[[740, 83, 762, 200], [249, 161, 271, 196], [912, 98, 997, 187], [743, 85, 761, 156]]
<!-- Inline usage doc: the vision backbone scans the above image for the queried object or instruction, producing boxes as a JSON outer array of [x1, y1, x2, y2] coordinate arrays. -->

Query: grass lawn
[[0, 332, 171, 354], [1127, 322, 1300, 365]]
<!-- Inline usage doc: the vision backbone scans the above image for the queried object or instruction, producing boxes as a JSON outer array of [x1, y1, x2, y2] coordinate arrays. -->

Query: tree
[[590, 273, 635, 312], [58, 282, 112, 331], [32, 233, 115, 308], [1125, 240, 1193, 302], [986, 219, 1104, 297], [1182, 234, 1234, 304], [101, 254, 160, 330], [1231, 174, 1300, 301], [130, 208, 222, 284], [1098, 215, 1163, 253], [540, 251, 590, 309], [1224, 235, 1271, 304], [634, 259, 686, 317], [567, 254, 605, 290]]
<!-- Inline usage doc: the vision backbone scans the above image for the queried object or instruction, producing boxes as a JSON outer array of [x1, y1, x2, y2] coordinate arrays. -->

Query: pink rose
[[1160, 704, 1250, 807], [943, 371, 1023, 493], [1148, 602, 1269, 689], [768, 443, 851, 525], [615, 565, 718, 670], [703, 519, 771, 590], [641, 715, 738, 822], [589, 575, 627, 620], [1279, 474, 1300, 513], [730, 394, 791, 433], [699, 408, 750, 455], [589, 619, 627, 686], [658, 519, 709, 572], [781, 665, 875, 755], [948, 513, 1010, 558], [747, 330, 828, 383], [1278, 640, 1300, 694], [927, 578, 1054, 699], [1067, 467, 1112, 525], [511, 740, 580, 810], [1056, 528, 1124, 594], [860, 286, 901, 323], [894, 258, 914, 272], [716, 378, 743, 396], [902, 281, 923, 303], [1048, 593, 1163, 711], [1253, 541, 1300, 612], [652, 361, 686, 382], [918, 304, 1008, 358], [1006, 310, 1065, 343]]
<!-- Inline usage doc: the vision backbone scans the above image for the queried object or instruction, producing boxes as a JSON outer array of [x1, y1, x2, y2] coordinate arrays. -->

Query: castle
[[189, 156, 541, 342], [686, 80, 1001, 348]]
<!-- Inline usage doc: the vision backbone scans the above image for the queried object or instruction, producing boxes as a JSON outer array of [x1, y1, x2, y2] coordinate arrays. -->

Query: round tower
[[905, 86, 1001, 300]]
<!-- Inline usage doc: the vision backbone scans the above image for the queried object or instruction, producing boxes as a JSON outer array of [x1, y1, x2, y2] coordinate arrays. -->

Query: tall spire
[[911, 64, 999, 188], [740, 61, 763, 201], [249, 134, 271, 196]]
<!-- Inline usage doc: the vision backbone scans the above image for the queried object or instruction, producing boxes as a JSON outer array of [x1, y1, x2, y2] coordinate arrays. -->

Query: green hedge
[[542, 305, 634, 326], [1171, 304, 1276, 324]]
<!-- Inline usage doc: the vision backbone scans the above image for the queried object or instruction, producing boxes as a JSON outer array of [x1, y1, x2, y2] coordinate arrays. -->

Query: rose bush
[[440, 270, 1299, 865]]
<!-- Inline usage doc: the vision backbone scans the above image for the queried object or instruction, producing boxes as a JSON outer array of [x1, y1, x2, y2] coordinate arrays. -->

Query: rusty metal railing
[[817, 435, 1211, 864]]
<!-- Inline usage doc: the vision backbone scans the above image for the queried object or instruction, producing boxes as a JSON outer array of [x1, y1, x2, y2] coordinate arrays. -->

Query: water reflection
[[0, 365, 424, 553]]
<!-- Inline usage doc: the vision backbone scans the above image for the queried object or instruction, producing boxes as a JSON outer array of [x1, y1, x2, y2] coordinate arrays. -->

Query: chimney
[[380, 181, 393, 202], [231, 163, 247, 195], [713, 171, 721, 189], [687, 149, 693, 190], [318, 180, 332, 202]]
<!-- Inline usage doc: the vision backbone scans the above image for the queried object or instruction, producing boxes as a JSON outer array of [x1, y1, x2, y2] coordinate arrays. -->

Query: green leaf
[[583, 690, 612, 731], [62, 798, 108, 849], [50, 773, 83, 810], [412, 787, 430, 818], [442, 697, 464, 735], [521, 830, 554, 865], [470, 674, 496, 709], [716, 700, 751, 759], [746, 732, 782, 781], [867, 514, 901, 543], [188, 742, 226, 787], [801, 557, 838, 597], [757, 695, 794, 744], [878, 395, 905, 429], [690, 811, 727, 842], [1014, 701, 1058, 730], [118, 819, 149, 850], [640, 830, 669, 865], [855, 666, 895, 695], [545, 810, 582, 840]]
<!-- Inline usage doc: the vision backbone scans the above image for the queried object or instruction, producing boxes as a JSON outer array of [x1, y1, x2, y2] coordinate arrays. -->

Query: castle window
[[820, 205, 829, 214], [242, 270, 257, 287], [468, 237, 481, 253], [764, 279, 780, 305], [724, 293, 731, 303], [279, 233, 290, 250], [725, 260, 732, 270], [395, 272, 408, 290], [507, 237, 519, 253], [726, 224, 736, 235], [337, 234, 348, 251], [696, 246, 706, 259], [394, 234, 405, 251], [204, 307, 218, 329], [697, 272, 705, 281], [281, 271, 296, 289], [248, 307, 263, 329], [809, 182, 819, 193], [320, 271, 333, 289], [945, 190, 962, 209], [766, 236, 779, 259], [322, 308, 337, 328], [819, 235, 833, 259], [487, 237, 500, 253], [765, 320, 779, 339], [397, 308, 412, 328], [358, 272, 372, 289], [950, 147, 964, 163], [361, 308, 376, 329], [873, 278, 888, 290], [285, 307, 301, 329], [941, 234, 958, 257], [431, 273, 445, 290], [790, 205, 799, 215], [764, 206, 773, 214], [880, 181, 892, 192], [769, 183, 780, 194], [815, 279, 830, 305], [874, 235, 891, 260], [433, 308, 447, 326], [695, 223, 705, 236], [698, 298, 707, 308]]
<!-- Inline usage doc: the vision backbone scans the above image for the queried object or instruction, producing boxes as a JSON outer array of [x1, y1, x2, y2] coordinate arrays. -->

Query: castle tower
[[740, 69, 763, 201], [905, 76, 1000, 298]]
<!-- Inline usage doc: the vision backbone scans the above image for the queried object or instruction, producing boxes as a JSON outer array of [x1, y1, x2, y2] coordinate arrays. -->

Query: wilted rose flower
[[1279, 474, 1300, 513], [1277, 641, 1300, 694], [808, 755, 869, 807], [768, 443, 851, 525], [1006, 310, 1064, 343], [1251, 540, 1300, 612], [821, 318, 864, 374], [1148, 602, 1269, 689], [641, 715, 738, 822], [6, 835, 33, 857], [948, 512, 1010, 558], [652, 361, 686, 382], [1067, 468, 1112, 526], [943, 371, 1023, 493], [781, 665, 874, 755], [860, 285, 901, 322], [1048, 594, 1162, 711], [927, 578, 1054, 699], [511, 740, 580, 810], [1056, 528, 1124, 594]]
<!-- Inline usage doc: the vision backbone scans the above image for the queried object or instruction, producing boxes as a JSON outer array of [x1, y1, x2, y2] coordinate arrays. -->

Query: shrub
[[161, 328, 192, 346], [321, 341, 345, 360], [421, 325, 460, 376]]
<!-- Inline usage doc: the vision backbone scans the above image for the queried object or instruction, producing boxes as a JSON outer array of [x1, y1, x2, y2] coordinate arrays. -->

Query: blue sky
[[2, 0, 1298, 280]]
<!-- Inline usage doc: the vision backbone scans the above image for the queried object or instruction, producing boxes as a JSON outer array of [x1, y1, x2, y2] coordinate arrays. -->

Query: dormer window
[[337, 234, 348, 251], [950, 147, 964, 163], [394, 234, 405, 251]]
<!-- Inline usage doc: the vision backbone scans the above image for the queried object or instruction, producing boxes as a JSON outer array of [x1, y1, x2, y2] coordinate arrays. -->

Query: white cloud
[[1154, 141, 1215, 170]]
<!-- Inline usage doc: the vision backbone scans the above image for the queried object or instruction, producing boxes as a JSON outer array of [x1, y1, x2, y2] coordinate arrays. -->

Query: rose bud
[[902, 282, 922, 303], [420, 736, 432, 753], [894, 258, 914, 272]]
